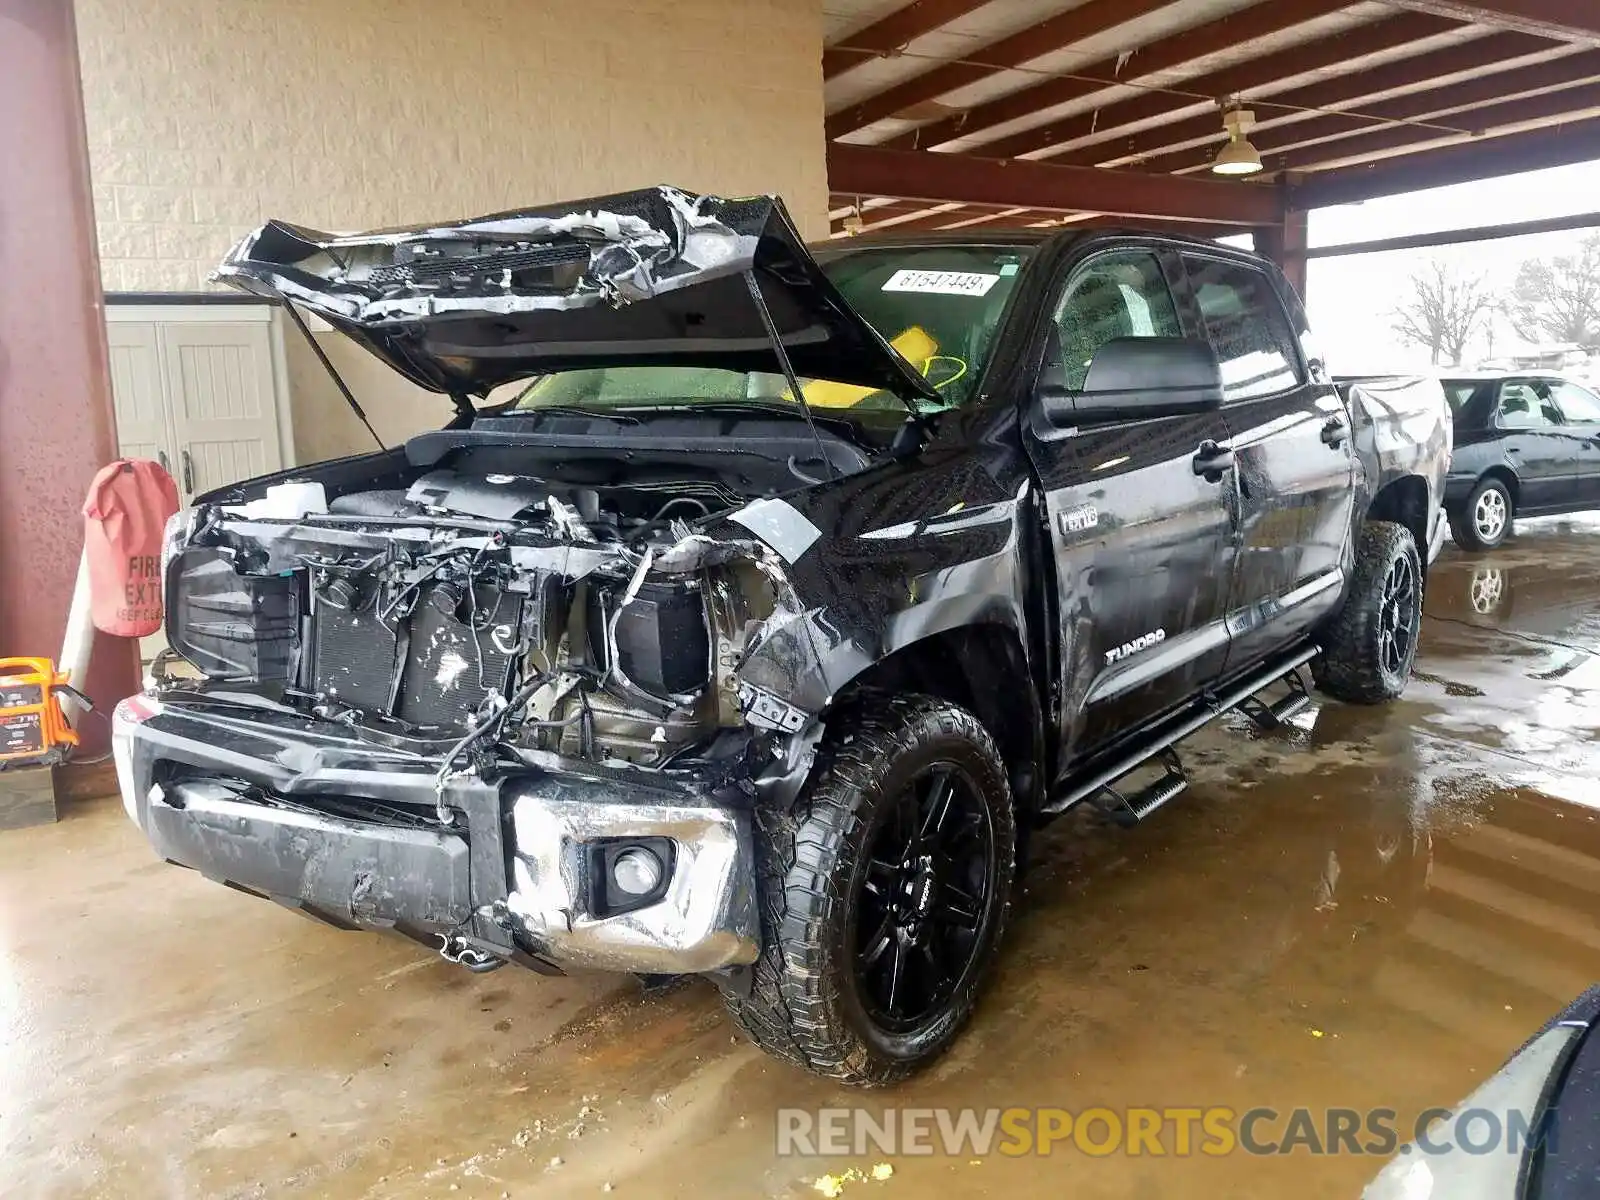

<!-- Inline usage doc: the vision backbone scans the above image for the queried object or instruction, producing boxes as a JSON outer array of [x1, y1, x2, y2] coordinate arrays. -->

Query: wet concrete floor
[[6, 518, 1600, 1199]]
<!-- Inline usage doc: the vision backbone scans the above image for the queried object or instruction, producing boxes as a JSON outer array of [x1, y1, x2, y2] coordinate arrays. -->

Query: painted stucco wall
[[76, 0, 829, 459]]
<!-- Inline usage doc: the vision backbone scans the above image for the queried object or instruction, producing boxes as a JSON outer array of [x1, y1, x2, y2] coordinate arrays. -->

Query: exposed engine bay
[[161, 449, 824, 781]]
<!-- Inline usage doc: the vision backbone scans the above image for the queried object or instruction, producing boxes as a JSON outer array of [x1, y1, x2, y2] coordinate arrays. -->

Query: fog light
[[612, 847, 664, 897]]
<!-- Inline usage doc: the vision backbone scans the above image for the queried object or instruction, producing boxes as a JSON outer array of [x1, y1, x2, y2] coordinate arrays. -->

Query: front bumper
[[111, 694, 758, 975]]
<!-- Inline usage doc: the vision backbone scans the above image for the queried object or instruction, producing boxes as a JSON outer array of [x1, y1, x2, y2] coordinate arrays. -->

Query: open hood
[[216, 186, 940, 403]]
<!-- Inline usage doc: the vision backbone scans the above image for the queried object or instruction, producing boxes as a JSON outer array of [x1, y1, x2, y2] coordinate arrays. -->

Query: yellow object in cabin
[[799, 325, 941, 407]]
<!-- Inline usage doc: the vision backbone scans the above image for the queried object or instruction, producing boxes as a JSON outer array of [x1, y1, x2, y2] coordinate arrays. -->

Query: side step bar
[[1238, 663, 1313, 730], [1042, 644, 1319, 819], [1097, 747, 1187, 828]]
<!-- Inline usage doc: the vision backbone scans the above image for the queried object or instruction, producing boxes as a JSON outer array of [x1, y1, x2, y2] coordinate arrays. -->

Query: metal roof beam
[[1387, 2, 1600, 44], [1269, 80, 1600, 172], [1142, 50, 1600, 172], [827, 142, 1281, 224], [881, 0, 1351, 152], [978, 12, 1459, 161], [1058, 30, 1557, 167], [823, 0, 994, 80], [825, 0, 1177, 139], [1292, 115, 1600, 206]]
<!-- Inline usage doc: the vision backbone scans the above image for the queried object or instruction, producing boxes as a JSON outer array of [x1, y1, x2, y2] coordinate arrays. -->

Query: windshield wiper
[[493, 405, 641, 423]]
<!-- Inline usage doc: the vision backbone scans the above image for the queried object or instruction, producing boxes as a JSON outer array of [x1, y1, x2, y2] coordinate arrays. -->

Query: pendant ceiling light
[[1212, 105, 1264, 177]]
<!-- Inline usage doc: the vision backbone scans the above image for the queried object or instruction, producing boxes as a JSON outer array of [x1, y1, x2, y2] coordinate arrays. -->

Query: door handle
[[157, 449, 170, 474], [181, 448, 195, 494], [1192, 440, 1235, 482], [1320, 416, 1348, 448]]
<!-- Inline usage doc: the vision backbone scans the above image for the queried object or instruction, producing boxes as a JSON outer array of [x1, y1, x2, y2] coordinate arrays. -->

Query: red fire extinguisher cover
[[83, 459, 181, 637]]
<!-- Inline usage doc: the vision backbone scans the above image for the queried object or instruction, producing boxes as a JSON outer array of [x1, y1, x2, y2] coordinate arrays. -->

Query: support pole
[[1255, 198, 1310, 304], [0, 0, 138, 757]]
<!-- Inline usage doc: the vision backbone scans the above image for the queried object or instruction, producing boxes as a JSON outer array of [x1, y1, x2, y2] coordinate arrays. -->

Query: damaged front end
[[119, 472, 828, 977], [112, 186, 934, 979]]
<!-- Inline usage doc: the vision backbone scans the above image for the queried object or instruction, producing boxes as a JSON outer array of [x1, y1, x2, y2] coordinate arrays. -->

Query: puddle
[[6, 526, 1600, 1198]]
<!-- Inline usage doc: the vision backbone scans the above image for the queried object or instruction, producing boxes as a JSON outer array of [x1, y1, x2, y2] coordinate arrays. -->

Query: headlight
[[160, 508, 195, 586]]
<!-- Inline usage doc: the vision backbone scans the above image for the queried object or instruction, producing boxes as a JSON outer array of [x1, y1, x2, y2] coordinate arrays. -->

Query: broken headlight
[[597, 579, 711, 698]]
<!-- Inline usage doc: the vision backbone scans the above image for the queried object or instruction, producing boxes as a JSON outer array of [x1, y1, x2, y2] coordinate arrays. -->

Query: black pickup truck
[[113, 188, 1450, 1084]]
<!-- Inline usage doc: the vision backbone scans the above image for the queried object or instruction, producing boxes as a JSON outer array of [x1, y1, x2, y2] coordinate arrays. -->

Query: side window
[[1181, 255, 1304, 401], [1551, 381, 1600, 424], [1499, 383, 1558, 428], [1051, 251, 1181, 391]]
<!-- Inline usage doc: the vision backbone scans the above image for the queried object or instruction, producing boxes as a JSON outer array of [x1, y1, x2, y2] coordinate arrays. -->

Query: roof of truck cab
[[810, 227, 1262, 255]]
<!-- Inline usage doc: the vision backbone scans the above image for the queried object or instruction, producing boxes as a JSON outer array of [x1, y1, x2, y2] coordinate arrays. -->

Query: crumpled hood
[[216, 186, 939, 402]]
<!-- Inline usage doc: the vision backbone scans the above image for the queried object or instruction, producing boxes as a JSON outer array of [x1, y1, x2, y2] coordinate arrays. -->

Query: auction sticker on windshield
[[882, 269, 1001, 296]]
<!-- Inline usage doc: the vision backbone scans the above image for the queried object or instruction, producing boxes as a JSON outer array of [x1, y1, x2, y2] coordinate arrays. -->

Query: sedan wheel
[[1474, 487, 1508, 544], [1448, 478, 1514, 551]]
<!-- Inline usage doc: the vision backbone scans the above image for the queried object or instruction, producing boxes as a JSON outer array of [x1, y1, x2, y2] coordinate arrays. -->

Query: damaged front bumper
[[111, 694, 759, 976]]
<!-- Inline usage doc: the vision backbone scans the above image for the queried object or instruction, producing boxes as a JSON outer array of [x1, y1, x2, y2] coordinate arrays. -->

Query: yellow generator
[[0, 658, 81, 769]]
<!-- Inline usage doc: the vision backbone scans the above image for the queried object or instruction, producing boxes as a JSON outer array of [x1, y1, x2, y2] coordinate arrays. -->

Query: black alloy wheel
[[850, 762, 996, 1033], [724, 695, 1016, 1085], [1314, 520, 1423, 704], [1377, 552, 1418, 679]]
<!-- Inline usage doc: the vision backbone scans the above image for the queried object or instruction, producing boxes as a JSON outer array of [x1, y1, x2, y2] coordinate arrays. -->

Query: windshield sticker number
[[883, 270, 1001, 297]]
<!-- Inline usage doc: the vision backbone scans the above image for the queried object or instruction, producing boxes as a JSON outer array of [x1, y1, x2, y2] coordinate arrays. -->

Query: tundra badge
[[1105, 629, 1166, 665]]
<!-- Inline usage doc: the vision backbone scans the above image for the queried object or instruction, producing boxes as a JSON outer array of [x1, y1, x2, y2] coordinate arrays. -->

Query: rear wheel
[[1448, 477, 1513, 550], [1315, 520, 1422, 704], [724, 695, 1015, 1085]]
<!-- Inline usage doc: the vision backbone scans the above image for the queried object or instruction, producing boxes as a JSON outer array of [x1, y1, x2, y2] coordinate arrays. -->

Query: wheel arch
[[1475, 465, 1520, 506], [829, 623, 1043, 818], [1366, 474, 1432, 564]]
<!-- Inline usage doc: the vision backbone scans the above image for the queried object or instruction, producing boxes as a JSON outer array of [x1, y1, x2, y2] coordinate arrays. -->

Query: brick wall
[[78, 0, 829, 291], [75, 0, 830, 459]]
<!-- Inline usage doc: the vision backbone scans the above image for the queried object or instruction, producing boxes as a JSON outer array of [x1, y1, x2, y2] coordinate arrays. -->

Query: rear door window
[[1499, 382, 1561, 428], [1181, 256, 1304, 401]]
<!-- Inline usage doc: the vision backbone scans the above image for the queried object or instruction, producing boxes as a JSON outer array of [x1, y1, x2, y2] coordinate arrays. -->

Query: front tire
[[1448, 477, 1513, 550], [725, 695, 1016, 1085], [1315, 520, 1422, 704]]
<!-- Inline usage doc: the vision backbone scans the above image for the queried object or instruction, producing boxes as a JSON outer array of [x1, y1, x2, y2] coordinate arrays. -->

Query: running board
[[1095, 748, 1187, 828], [1237, 664, 1313, 730], [1043, 644, 1320, 818]]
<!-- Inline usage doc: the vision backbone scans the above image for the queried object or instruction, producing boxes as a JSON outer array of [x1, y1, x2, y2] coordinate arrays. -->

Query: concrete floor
[[7, 518, 1600, 1200]]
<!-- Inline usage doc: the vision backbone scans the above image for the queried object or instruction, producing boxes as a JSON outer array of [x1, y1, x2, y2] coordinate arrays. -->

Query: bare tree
[[1507, 233, 1600, 348], [1391, 260, 1494, 366]]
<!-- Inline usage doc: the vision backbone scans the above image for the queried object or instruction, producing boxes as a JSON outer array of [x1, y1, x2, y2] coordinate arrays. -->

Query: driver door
[[1021, 243, 1236, 767]]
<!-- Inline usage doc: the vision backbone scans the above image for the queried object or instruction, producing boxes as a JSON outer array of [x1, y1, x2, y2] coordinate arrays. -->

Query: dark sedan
[[1443, 373, 1600, 549]]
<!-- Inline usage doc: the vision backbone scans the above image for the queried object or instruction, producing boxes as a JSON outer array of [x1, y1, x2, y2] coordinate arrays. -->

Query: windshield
[[503, 244, 1033, 416]]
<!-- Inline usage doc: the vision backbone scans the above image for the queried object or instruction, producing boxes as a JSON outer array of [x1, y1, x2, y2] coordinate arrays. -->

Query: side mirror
[[1077, 337, 1224, 417], [1035, 356, 1077, 425]]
